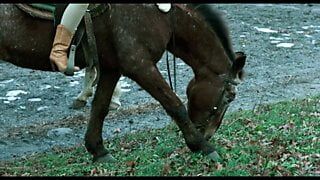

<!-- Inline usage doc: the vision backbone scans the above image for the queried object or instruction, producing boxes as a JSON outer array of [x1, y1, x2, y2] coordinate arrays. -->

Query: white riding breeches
[[60, 4, 89, 34]]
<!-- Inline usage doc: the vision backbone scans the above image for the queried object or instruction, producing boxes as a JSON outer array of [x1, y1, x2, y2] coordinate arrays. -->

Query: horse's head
[[187, 52, 246, 140]]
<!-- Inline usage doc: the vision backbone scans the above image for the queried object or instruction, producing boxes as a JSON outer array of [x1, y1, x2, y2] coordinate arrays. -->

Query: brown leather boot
[[50, 24, 79, 73]]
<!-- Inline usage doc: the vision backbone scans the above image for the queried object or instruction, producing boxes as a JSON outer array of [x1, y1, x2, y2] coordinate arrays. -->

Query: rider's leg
[[50, 3, 89, 73]]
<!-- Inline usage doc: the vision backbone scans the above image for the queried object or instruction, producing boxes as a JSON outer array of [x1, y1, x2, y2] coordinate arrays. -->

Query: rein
[[166, 52, 173, 91], [166, 4, 202, 92], [166, 5, 178, 92]]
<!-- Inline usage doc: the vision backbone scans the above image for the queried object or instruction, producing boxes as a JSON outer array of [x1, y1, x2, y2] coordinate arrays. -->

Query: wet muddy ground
[[0, 4, 319, 161]]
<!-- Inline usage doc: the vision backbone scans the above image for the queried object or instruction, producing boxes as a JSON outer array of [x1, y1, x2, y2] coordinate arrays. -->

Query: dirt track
[[1, 4, 320, 161]]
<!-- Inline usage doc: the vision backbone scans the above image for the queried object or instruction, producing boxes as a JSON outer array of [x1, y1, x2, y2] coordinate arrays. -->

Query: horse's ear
[[232, 52, 246, 72]]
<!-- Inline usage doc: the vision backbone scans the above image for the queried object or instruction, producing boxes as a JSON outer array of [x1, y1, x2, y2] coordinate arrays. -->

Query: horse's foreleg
[[72, 67, 96, 109], [84, 70, 120, 163], [123, 63, 216, 156]]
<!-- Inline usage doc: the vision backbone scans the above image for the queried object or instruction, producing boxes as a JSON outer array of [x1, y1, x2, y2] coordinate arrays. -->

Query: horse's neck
[[170, 9, 231, 76], [189, 4, 235, 62]]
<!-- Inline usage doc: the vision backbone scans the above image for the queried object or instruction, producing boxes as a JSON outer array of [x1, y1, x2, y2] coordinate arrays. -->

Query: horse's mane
[[189, 4, 235, 62]]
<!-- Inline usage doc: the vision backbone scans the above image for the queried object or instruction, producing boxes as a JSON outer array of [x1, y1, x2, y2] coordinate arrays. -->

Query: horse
[[0, 4, 123, 110], [0, 4, 246, 162]]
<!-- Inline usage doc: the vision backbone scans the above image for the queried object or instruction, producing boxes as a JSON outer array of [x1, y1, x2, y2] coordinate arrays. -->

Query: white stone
[[40, 85, 51, 90], [271, 40, 281, 44], [37, 106, 48, 111], [270, 37, 284, 41], [47, 128, 73, 138], [6, 90, 28, 97], [0, 79, 14, 84], [69, 81, 79, 87], [276, 43, 295, 48], [254, 27, 278, 33], [7, 96, 20, 101], [28, 98, 42, 102]]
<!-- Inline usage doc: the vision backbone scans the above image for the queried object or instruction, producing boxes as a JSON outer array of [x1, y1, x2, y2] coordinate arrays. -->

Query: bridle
[[208, 73, 239, 118]]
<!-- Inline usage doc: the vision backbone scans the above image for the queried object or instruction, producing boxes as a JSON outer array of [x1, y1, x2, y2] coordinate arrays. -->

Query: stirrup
[[64, 44, 76, 76]]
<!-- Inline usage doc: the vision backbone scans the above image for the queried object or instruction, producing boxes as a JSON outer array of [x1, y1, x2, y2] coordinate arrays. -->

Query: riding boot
[[50, 24, 79, 73]]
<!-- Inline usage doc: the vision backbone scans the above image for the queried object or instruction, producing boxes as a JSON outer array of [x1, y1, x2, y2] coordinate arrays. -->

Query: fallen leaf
[[279, 122, 295, 131], [126, 161, 136, 168], [90, 168, 97, 176], [215, 162, 223, 170], [162, 163, 171, 175]]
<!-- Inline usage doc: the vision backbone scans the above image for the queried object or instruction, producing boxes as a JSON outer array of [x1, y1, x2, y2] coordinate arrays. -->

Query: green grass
[[1, 96, 319, 176]]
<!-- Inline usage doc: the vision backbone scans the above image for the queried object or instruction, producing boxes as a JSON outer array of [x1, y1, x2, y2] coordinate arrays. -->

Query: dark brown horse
[[0, 4, 246, 162]]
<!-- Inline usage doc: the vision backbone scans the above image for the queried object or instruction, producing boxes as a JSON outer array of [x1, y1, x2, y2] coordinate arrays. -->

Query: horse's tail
[[190, 4, 235, 62]]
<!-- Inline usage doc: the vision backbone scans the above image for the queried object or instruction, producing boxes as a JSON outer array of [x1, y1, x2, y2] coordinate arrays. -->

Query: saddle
[[15, 4, 55, 20], [15, 3, 107, 80]]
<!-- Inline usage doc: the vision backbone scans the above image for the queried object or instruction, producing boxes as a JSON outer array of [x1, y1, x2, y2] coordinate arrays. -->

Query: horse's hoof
[[71, 99, 87, 109], [93, 154, 117, 164], [208, 151, 223, 162]]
